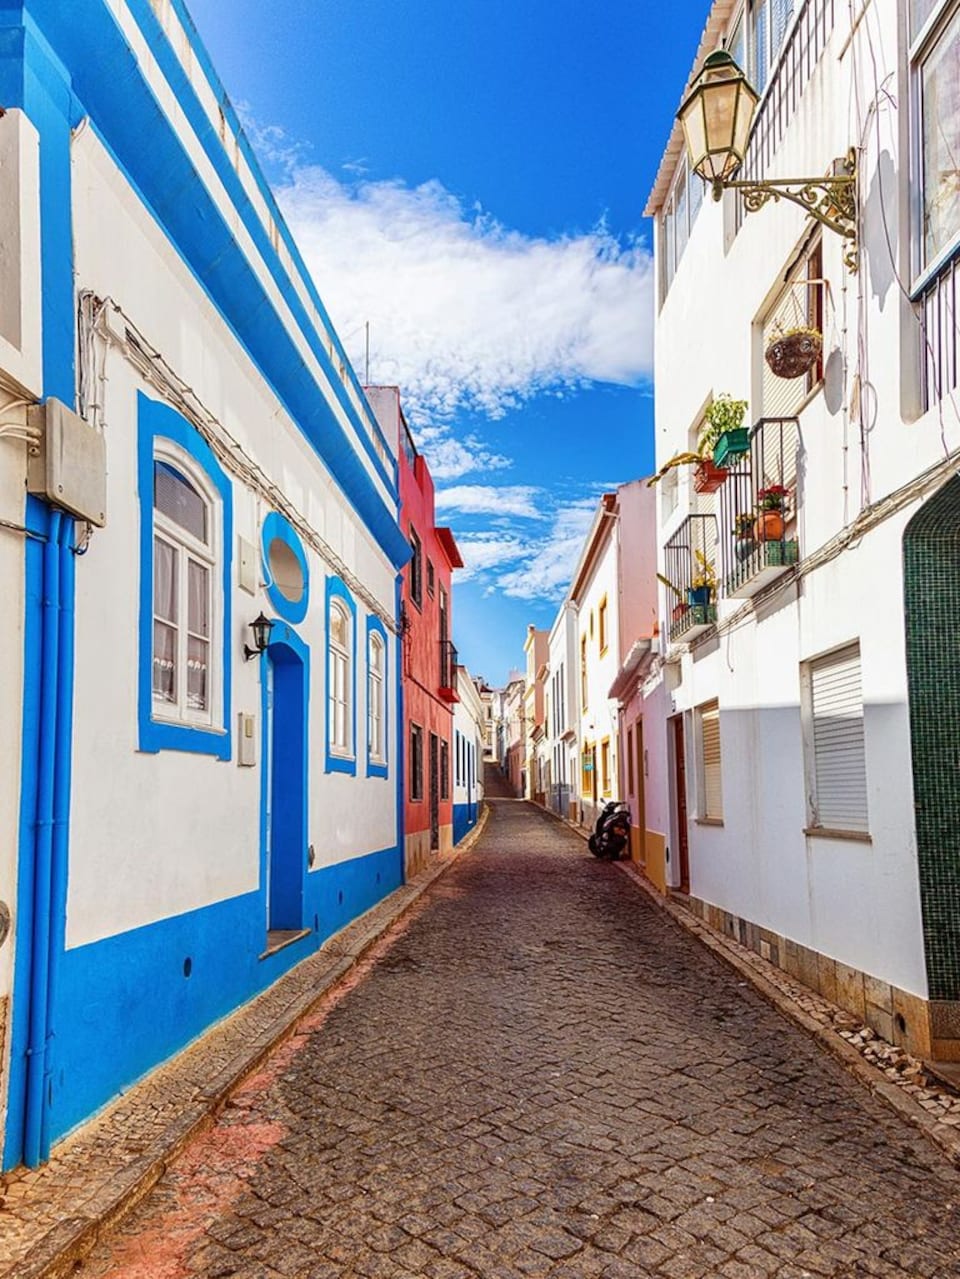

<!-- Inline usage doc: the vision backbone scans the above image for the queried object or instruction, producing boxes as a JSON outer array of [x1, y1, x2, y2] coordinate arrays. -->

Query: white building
[[522, 627, 549, 802], [0, 1, 409, 1169], [476, 682, 496, 761], [645, 0, 960, 1061], [546, 602, 580, 821], [453, 668, 485, 843], [568, 494, 621, 830]]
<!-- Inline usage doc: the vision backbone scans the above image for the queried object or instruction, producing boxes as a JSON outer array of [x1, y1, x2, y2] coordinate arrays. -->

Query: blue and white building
[[453, 666, 484, 844], [0, 0, 409, 1169]]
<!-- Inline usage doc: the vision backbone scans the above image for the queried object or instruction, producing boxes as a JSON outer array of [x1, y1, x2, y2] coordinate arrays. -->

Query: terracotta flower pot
[[754, 510, 785, 542], [694, 460, 727, 493]]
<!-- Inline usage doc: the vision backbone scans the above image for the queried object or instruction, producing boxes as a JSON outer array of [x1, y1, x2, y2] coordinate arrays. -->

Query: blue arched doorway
[[264, 629, 309, 939]]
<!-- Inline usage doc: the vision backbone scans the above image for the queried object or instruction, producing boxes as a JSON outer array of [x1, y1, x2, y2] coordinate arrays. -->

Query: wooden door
[[672, 716, 690, 894]]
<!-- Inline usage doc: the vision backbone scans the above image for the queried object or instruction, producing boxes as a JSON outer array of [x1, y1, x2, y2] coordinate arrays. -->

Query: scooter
[[588, 800, 631, 861]]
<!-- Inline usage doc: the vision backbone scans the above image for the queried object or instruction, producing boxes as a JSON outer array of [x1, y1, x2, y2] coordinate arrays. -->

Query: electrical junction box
[[238, 536, 257, 594], [238, 712, 257, 766], [27, 397, 106, 525]]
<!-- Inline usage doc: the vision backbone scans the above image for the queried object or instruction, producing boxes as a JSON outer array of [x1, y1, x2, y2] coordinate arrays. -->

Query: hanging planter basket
[[693, 460, 727, 493], [765, 328, 822, 380]]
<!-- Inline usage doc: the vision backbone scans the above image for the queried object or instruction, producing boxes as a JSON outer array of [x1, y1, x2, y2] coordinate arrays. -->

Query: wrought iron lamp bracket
[[714, 149, 859, 272]]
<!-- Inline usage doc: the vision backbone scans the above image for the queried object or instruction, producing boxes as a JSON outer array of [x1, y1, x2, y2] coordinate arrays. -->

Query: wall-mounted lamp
[[244, 611, 274, 661], [677, 49, 858, 271]]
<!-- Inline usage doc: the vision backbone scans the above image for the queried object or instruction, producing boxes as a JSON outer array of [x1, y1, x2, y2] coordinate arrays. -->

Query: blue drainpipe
[[23, 509, 61, 1167], [42, 514, 76, 1160]]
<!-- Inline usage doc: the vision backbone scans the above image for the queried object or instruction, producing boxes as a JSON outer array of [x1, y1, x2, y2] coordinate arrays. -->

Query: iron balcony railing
[[439, 639, 458, 698], [717, 417, 801, 598], [735, 0, 837, 234], [663, 513, 719, 643], [919, 250, 959, 413]]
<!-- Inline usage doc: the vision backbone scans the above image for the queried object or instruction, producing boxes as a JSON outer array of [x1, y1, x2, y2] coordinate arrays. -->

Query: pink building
[[605, 481, 660, 878]]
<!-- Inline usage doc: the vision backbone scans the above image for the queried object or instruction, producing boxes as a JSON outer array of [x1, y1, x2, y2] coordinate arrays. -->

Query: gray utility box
[[27, 398, 106, 526]]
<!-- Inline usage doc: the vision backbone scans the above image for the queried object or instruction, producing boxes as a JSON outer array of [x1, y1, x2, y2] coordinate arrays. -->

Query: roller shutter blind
[[809, 645, 869, 832], [700, 702, 723, 819]]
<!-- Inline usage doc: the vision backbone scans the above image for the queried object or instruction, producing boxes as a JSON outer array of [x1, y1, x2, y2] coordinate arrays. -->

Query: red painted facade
[[364, 388, 462, 876]]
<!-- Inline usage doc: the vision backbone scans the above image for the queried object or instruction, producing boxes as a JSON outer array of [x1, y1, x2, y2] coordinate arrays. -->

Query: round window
[[268, 536, 304, 604]]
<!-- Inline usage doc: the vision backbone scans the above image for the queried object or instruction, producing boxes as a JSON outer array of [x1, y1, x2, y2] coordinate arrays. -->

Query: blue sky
[[185, 0, 710, 685]]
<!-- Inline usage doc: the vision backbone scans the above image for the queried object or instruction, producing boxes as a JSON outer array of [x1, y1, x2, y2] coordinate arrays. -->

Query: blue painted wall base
[[23, 843, 402, 1152], [453, 803, 478, 846]]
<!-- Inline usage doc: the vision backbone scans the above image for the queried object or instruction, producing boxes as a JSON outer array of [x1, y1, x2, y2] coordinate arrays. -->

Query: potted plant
[[657, 571, 689, 624], [704, 394, 750, 467], [646, 448, 727, 493], [765, 325, 822, 380], [732, 512, 756, 562], [754, 484, 789, 541], [688, 550, 717, 607]]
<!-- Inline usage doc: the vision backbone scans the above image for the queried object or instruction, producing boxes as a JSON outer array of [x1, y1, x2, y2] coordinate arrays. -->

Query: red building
[[365, 388, 463, 876]]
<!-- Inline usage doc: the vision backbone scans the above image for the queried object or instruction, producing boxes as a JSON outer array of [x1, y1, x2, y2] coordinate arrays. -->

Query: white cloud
[[273, 166, 654, 425], [413, 429, 511, 482], [494, 500, 600, 601], [435, 485, 545, 519], [456, 534, 529, 582]]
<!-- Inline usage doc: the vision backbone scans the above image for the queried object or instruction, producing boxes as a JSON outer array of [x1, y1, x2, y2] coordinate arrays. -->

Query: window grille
[[410, 724, 424, 801]]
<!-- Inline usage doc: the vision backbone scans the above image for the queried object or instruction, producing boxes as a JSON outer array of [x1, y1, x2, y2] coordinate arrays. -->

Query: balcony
[[663, 514, 718, 644], [439, 639, 459, 701], [718, 417, 800, 599]]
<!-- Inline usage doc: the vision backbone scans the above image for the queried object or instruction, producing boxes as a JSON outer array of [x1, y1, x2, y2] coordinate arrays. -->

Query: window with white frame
[[747, 0, 794, 96], [802, 643, 869, 834], [329, 598, 352, 756], [911, 0, 960, 277], [367, 630, 385, 764], [697, 701, 723, 820], [152, 454, 217, 724], [660, 154, 706, 298]]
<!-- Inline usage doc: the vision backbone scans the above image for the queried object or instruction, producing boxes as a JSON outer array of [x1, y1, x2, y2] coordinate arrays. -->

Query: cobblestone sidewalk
[[0, 812, 488, 1279], [73, 800, 960, 1278]]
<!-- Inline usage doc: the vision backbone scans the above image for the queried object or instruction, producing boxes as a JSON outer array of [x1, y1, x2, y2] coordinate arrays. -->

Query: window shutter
[[701, 704, 723, 819], [810, 645, 868, 831]]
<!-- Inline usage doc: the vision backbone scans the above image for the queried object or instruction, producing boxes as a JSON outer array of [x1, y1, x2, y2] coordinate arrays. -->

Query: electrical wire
[[81, 293, 398, 633]]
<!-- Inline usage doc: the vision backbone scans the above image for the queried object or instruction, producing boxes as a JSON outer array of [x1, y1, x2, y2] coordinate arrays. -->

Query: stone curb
[[538, 801, 960, 1171], [5, 806, 489, 1279]]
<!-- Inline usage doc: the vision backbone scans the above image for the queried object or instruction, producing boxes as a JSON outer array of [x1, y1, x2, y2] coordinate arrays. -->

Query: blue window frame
[[326, 575, 357, 774], [261, 511, 309, 624], [366, 616, 389, 779], [138, 393, 232, 759]]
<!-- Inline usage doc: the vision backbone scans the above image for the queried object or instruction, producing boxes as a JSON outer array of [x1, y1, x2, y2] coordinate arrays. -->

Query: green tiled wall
[[904, 481, 960, 1001]]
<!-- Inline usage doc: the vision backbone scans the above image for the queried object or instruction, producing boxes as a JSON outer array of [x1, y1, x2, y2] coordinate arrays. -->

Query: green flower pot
[[712, 428, 751, 467]]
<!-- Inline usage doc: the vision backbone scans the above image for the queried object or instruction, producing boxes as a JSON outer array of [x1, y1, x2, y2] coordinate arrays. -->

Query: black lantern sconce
[[677, 49, 858, 271], [244, 612, 274, 661]]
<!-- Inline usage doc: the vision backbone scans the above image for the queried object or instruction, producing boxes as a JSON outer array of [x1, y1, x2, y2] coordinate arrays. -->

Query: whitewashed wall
[[66, 126, 399, 948], [648, 0, 936, 996], [575, 521, 621, 819]]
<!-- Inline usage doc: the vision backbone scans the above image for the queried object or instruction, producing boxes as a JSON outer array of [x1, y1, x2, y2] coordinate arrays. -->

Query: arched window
[[329, 598, 351, 757], [368, 631, 385, 763], [152, 453, 216, 722], [138, 394, 232, 759], [325, 577, 357, 774]]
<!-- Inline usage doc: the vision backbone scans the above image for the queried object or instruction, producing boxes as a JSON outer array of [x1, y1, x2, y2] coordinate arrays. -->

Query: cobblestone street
[[79, 802, 960, 1279]]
